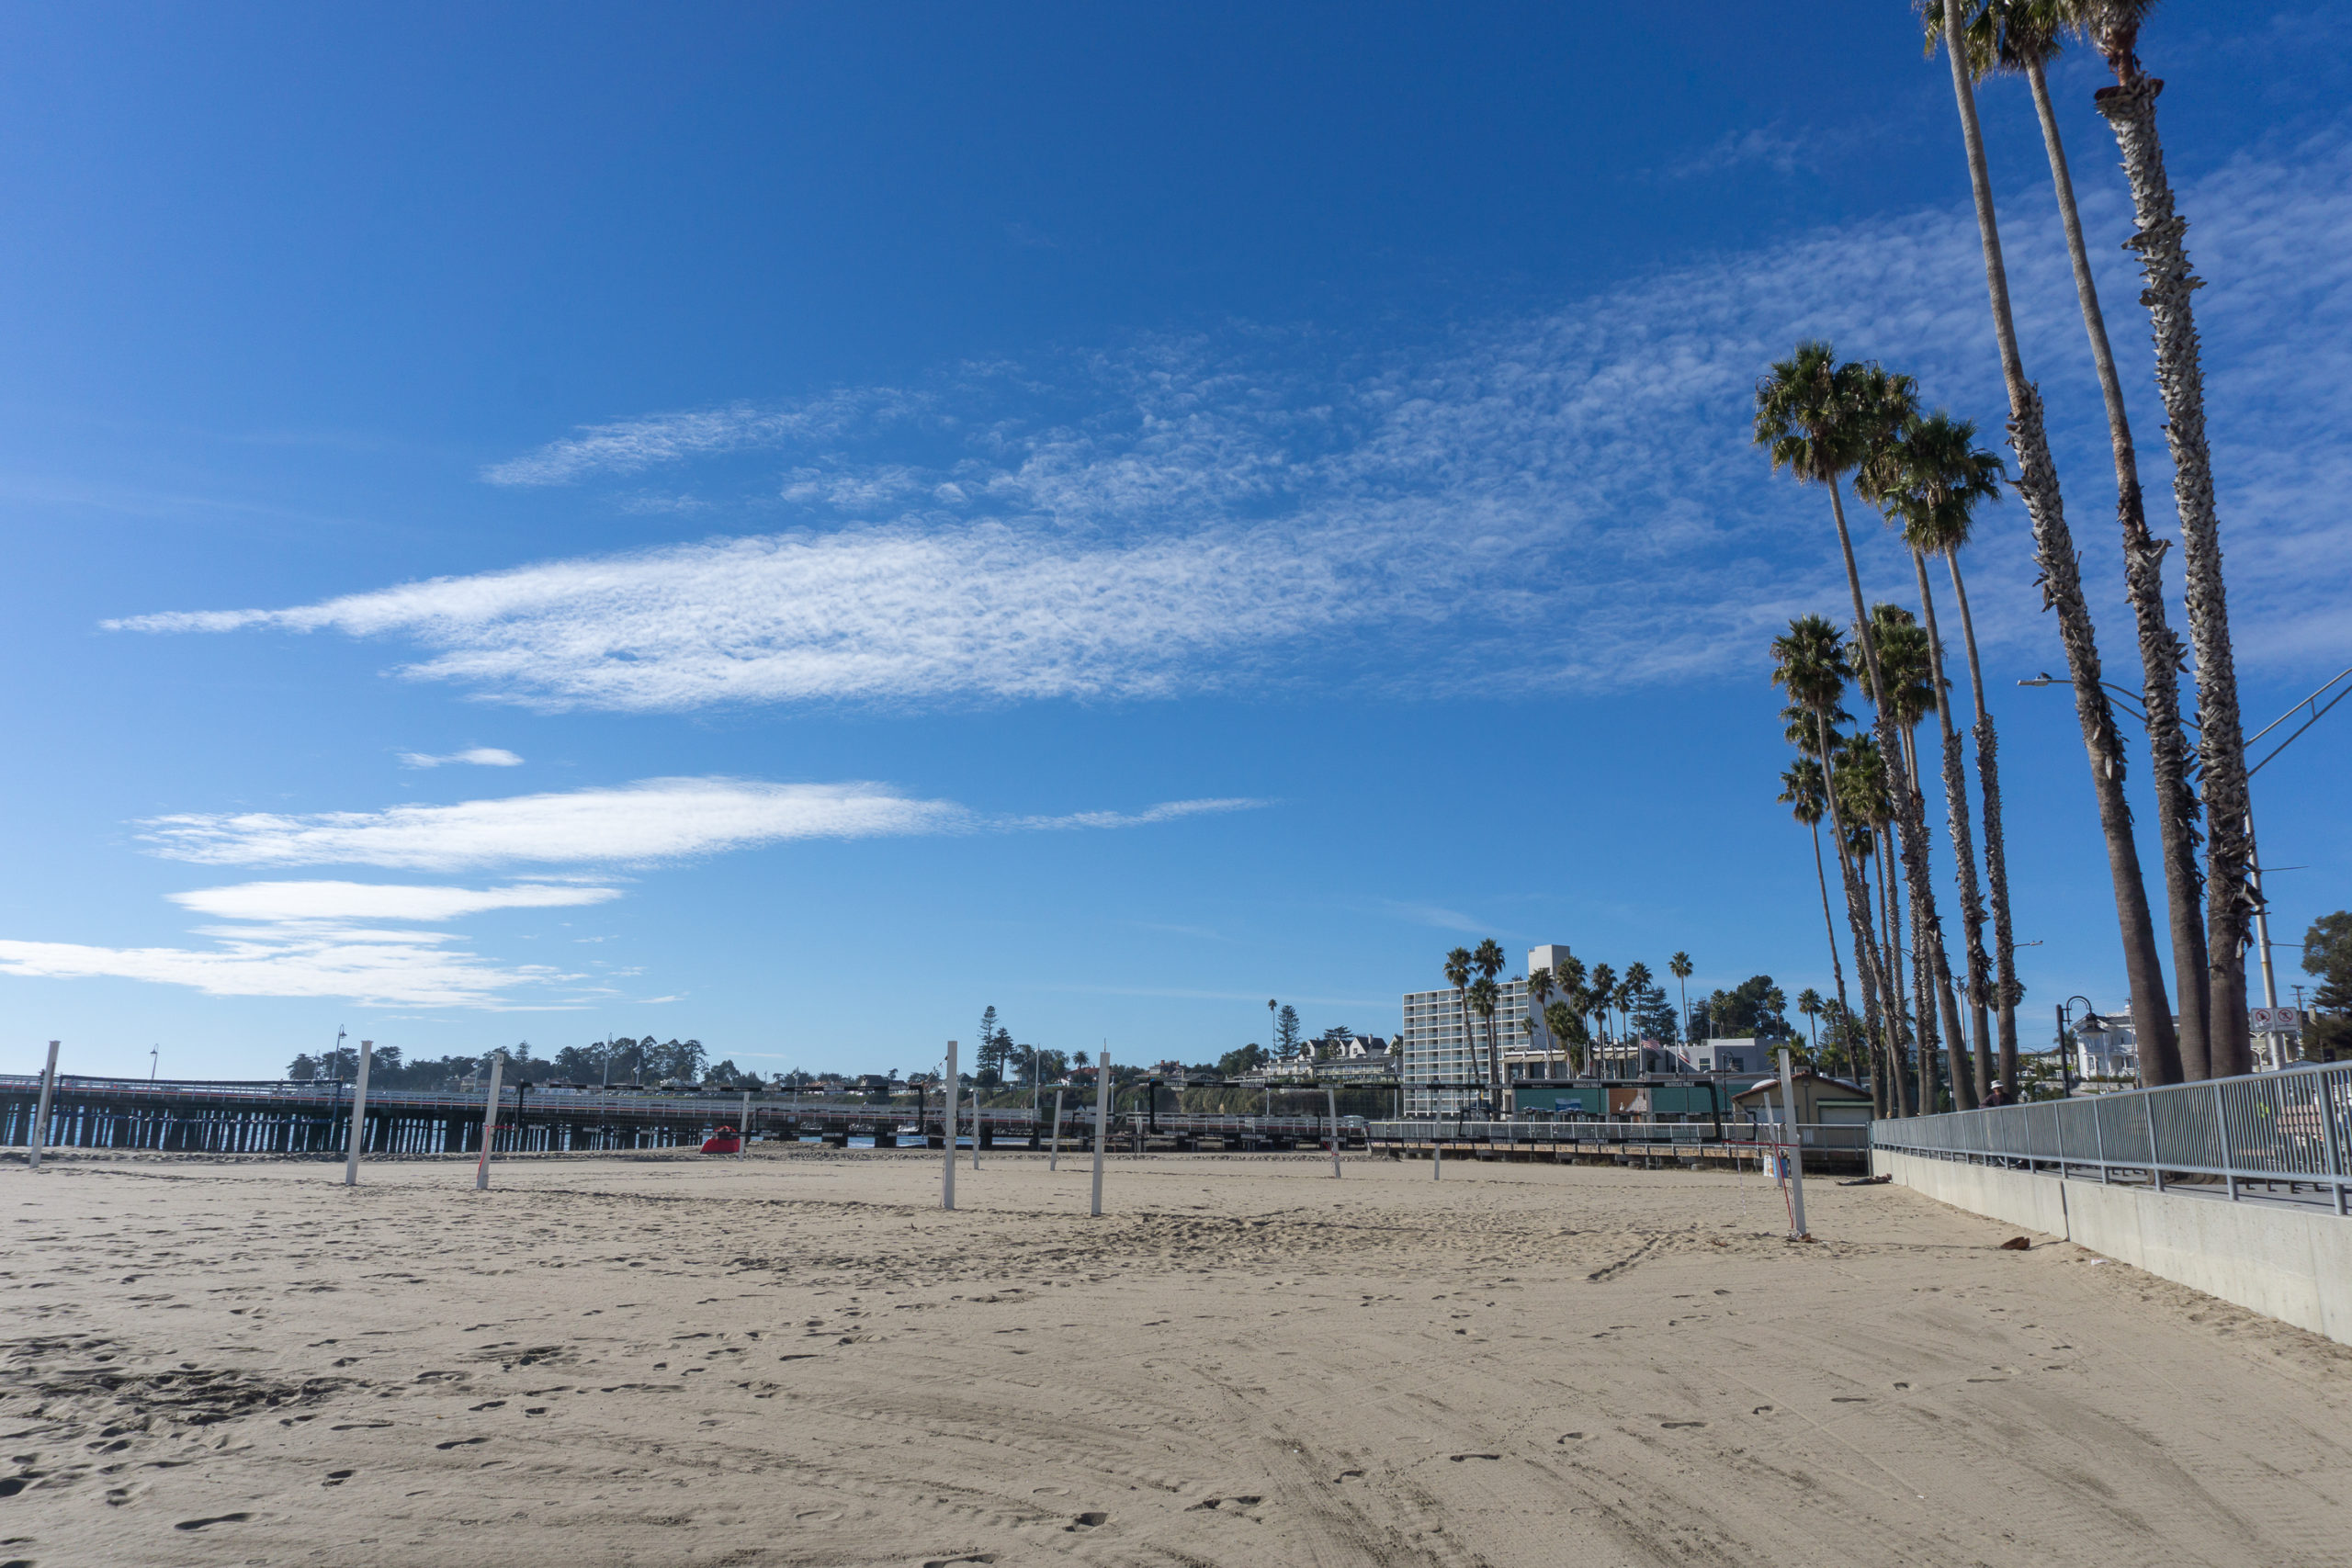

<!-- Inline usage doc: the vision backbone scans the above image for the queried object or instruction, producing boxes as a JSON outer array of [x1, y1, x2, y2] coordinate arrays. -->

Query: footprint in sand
[[921, 1556, 998, 1567], [175, 1512, 253, 1530], [322, 1469, 355, 1487], [1448, 1452, 1501, 1461], [1063, 1510, 1110, 1530], [435, 1437, 488, 1450], [1660, 1421, 1705, 1429]]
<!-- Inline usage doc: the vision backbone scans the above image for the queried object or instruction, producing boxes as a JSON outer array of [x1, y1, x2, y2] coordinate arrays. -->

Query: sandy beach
[[4, 1146, 2348, 1567]]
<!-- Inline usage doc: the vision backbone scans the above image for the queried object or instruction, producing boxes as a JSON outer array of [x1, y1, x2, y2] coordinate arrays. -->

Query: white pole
[[1327, 1087, 1341, 1179], [1090, 1048, 1113, 1217], [970, 1081, 981, 1170], [342, 1040, 374, 1187], [942, 1042, 957, 1211], [1433, 1135, 1442, 1180], [739, 1089, 751, 1157], [1778, 1046, 1809, 1238], [1048, 1089, 1064, 1171], [26, 1041, 59, 1172], [474, 1053, 504, 1191]]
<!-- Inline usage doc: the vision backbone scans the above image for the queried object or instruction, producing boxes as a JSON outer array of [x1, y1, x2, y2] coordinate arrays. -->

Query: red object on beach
[[701, 1125, 741, 1156]]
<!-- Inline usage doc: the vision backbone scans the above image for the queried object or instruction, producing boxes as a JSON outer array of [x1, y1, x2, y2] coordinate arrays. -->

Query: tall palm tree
[[1798, 987, 1824, 1057], [1623, 962, 1653, 1040], [1780, 758, 1851, 1032], [1527, 966, 1555, 1076], [1936, 0, 2209, 1080], [1773, 615, 1894, 1068], [1468, 977, 1500, 1114], [1472, 938, 1507, 1102], [1544, 1000, 1588, 1077], [1926, 0, 2182, 1085], [1587, 963, 1616, 1072], [2083, 0, 2251, 1077], [1869, 404, 2029, 1091], [1669, 952, 1693, 1043], [1442, 950, 1473, 1109], [1861, 412, 2007, 1098], [1839, 729, 1912, 1116], [1757, 349, 1973, 1107], [1868, 604, 1973, 1109]]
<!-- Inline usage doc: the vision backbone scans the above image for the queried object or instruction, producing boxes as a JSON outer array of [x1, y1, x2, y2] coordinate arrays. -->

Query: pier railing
[[1364, 1119, 1871, 1154], [1871, 1061, 2352, 1215]]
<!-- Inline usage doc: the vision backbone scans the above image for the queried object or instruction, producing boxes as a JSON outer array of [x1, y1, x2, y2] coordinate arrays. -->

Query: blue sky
[[2, 2, 2346, 1079]]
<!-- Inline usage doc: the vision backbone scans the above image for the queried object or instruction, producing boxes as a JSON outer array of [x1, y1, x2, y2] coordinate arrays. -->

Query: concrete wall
[[1876, 1149, 2352, 1348]]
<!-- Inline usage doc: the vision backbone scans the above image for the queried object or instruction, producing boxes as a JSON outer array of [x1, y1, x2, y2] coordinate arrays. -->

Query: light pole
[[2054, 996, 2106, 1097]]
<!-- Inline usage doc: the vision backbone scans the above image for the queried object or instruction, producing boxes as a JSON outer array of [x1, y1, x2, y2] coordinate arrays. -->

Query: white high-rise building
[[1400, 947, 1572, 1115]]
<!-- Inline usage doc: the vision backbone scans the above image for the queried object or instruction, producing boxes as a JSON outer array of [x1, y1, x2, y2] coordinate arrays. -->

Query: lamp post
[[2054, 996, 2106, 1098]]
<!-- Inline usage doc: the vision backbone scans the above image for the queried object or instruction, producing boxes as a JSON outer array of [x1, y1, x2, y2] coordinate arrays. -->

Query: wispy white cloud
[[1376, 900, 1495, 936], [1012, 797, 1264, 832], [0, 782, 1259, 1008], [397, 747, 524, 769], [138, 778, 968, 870], [168, 880, 619, 922], [135, 777, 1263, 872], [1668, 124, 1812, 178], [109, 130, 2352, 703], [481, 390, 919, 486], [0, 926, 581, 1010]]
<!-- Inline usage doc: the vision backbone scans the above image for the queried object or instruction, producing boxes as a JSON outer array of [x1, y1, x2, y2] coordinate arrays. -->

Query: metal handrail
[[1365, 1118, 1871, 1150], [1871, 1061, 2352, 1215]]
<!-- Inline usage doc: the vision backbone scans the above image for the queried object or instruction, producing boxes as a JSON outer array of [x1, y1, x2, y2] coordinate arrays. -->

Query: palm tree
[[1867, 404, 2029, 1092], [2078, 1, 2251, 1077], [1586, 963, 1616, 1073], [1442, 950, 1473, 1109], [1468, 976, 1500, 1114], [1860, 413, 2006, 1099], [1867, 604, 1973, 1109], [1544, 1001, 1588, 1077], [1925, 0, 2182, 1086], [1527, 966, 1555, 1076], [1938, 1, 2209, 1081], [1798, 988, 1824, 1056], [1623, 962, 1653, 1043], [1838, 729, 1912, 1116], [1757, 348, 1973, 1107], [1472, 938, 1507, 1102], [1669, 952, 1693, 1042], [1780, 756, 1852, 1044]]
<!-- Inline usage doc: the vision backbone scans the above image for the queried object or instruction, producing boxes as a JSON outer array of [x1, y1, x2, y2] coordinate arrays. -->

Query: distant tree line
[[286, 1036, 763, 1089]]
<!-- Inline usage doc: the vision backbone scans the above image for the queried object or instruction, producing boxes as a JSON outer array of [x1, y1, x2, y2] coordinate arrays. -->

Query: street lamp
[[2054, 996, 2106, 1097]]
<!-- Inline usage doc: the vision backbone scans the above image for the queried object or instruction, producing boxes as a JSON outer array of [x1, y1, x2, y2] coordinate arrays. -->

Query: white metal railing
[[1365, 1119, 1871, 1152], [1871, 1061, 2352, 1214]]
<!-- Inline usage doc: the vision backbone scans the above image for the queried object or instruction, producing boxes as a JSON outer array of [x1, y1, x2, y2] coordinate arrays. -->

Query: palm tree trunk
[[1881, 826, 1913, 1117], [1910, 547, 1994, 1099], [1897, 720, 1977, 1110], [1938, 0, 2182, 1085], [1808, 818, 1849, 1029], [2026, 53, 2211, 1079], [1826, 471, 1974, 1113], [1912, 877, 1939, 1113], [1454, 986, 1473, 1111], [1815, 711, 1892, 1114], [1843, 829, 1890, 1119], [1943, 553, 2022, 1095], [2093, 67, 2253, 1079]]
